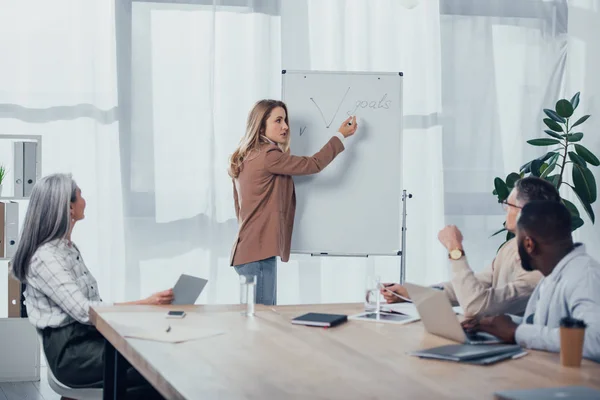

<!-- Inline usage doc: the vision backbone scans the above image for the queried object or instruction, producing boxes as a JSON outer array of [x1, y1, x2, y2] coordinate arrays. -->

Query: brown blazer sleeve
[[264, 136, 345, 176], [232, 179, 240, 222]]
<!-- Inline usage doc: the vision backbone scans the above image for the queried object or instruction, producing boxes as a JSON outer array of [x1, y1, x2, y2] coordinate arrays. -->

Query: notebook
[[408, 344, 523, 362], [494, 386, 600, 400], [291, 313, 348, 328]]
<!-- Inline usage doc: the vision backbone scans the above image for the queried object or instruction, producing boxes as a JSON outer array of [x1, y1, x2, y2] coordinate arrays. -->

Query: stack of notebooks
[[409, 344, 526, 365], [494, 386, 600, 399]]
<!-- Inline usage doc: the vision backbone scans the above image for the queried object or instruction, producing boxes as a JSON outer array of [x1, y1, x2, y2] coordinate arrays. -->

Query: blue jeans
[[234, 257, 277, 305]]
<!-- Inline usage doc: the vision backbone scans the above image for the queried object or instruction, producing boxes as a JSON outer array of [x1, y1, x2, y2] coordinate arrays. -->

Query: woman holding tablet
[[228, 99, 358, 305], [12, 173, 171, 399]]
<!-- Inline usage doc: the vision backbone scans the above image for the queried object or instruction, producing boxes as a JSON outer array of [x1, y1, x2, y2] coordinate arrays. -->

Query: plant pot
[[0, 184, 3, 197]]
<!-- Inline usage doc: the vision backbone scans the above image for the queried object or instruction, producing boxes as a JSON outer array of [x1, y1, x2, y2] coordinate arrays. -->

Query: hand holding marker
[[339, 116, 358, 138]]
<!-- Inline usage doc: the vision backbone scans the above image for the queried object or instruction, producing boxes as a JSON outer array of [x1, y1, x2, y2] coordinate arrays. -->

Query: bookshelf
[[0, 135, 42, 382]]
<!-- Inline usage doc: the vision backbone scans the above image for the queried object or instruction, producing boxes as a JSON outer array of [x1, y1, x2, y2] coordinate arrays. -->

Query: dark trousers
[[42, 322, 163, 399]]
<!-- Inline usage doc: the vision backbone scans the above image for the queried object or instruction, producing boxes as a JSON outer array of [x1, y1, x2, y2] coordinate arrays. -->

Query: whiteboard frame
[[281, 70, 405, 258]]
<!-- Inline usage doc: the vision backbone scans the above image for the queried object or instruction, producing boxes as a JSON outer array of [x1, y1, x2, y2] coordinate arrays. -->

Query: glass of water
[[239, 275, 256, 316], [364, 274, 382, 312]]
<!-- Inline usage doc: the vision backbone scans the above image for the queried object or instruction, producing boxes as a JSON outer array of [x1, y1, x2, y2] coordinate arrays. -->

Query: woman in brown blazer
[[228, 99, 358, 305]]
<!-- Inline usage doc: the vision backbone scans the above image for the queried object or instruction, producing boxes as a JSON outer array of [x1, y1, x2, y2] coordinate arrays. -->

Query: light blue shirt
[[515, 244, 600, 362]]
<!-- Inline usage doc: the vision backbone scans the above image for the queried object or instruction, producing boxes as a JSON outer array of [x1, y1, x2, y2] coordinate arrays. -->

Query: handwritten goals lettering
[[300, 91, 392, 136], [346, 93, 392, 116]]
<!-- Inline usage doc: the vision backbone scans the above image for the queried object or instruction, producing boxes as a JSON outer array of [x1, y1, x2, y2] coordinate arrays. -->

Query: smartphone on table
[[166, 310, 186, 319]]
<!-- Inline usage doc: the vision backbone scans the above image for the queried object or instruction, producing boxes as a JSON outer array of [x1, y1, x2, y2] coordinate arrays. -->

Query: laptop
[[172, 274, 208, 305], [404, 283, 501, 344]]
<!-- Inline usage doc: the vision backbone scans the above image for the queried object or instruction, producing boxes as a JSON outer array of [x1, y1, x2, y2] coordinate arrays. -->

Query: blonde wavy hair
[[228, 99, 290, 178]]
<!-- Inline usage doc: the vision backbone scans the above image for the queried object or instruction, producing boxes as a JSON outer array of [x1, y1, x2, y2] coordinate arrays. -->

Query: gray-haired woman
[[11, 173, 171, 399]]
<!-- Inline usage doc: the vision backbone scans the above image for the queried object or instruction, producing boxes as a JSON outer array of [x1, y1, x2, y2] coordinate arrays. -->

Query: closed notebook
[[409, 344, 522, 362], [291, 313, 348, 328], [494, 386, 600, 400]]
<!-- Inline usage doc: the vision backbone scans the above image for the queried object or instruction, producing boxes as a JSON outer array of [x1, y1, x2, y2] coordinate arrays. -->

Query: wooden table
[[90, 303, 600, 400]]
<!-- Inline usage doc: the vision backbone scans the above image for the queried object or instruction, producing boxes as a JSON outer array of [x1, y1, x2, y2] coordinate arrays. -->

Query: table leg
[[103, 339, 127, 400]]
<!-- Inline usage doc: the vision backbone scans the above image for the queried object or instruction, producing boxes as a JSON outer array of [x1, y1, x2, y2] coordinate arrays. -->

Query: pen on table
[[166, 325, 171, 333], [511, 351, 528, 360], [379, 283, 412, 303]]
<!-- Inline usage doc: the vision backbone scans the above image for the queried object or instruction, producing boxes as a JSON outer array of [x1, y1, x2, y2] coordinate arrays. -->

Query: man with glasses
[[382, 177, 561, 318], [465, 200, 600, 362]]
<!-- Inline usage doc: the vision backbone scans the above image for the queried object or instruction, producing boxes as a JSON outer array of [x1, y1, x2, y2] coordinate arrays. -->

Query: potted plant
[[492, 92, 598, 243], [0, 164, 6, 197]]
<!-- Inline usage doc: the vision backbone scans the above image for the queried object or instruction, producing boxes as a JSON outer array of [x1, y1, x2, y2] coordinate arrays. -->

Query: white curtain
[[123, 1, 282, 303], [439, 1, 570, 270], [3, 0, 598, 311], [0, 0, 126, 310], [281, 0, 447, 305], [566, 0, 600, 261]]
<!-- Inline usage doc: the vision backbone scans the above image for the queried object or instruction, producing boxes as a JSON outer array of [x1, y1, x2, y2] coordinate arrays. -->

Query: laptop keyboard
[[465, 330, 488, 342]]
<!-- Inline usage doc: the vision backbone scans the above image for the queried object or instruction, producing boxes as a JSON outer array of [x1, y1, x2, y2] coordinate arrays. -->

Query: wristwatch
[[449, 248, 465, 260]]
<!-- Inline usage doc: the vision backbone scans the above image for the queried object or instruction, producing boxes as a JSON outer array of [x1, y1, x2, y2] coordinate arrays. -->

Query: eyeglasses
[[499, 199, 522, 211]]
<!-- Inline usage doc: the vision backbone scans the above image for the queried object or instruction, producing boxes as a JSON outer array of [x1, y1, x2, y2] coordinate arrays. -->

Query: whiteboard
[[282, 70, 403, 256]]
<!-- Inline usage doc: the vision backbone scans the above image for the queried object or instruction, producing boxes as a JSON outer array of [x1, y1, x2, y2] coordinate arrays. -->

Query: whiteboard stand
[[400, 190, 413, 284]]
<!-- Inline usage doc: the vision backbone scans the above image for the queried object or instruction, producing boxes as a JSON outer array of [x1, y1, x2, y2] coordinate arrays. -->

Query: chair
[[37, 332, 103, 400]]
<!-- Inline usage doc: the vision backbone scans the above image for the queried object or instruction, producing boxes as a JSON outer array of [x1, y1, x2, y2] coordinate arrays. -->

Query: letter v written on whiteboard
[[309, 87, 351, 128]]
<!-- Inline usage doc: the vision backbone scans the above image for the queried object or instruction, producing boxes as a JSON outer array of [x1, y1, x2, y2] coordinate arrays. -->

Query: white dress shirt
[[515, 244, 600, 362], [23, 239, 110, 329]]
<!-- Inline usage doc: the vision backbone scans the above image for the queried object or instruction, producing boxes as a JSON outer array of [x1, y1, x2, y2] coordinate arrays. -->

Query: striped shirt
[[23, 239, 110, 329]]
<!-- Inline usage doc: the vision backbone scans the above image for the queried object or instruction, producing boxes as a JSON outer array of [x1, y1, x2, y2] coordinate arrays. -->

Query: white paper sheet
[[113, 323, 224, 343]]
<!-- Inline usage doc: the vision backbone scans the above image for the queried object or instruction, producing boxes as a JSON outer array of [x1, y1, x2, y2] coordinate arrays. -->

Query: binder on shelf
[[0, 201, 5, 258], [13, 142, 24, 198], [8, 262, 21, 318], [23, 142, 37, 197], [5, 201, 19, 258]]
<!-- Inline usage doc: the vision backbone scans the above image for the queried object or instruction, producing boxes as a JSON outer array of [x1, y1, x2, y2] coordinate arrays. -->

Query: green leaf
[[527, 138, 561, 146], [520, 161, 531, 173], [492, 189, 497, 195], [570, 92, 580, 110], [565, 132, 583, 142], [543, 118, 564, 132], [544, 130, 563, 140], [530, 159, 544, 177], [543, 109, 566, 123], [494, 177, 510, 200], [545, 174, 560, 187], [573, 164, 597, 203], [520, 152, 554, 172], [506, 231, 515, 241], [574, 144, 600, 166], [556, 99, 574, 118], [569, 151, 587, 168], [491, 227, 507, 237], [505, 172, 521, 188], [541, 152, 555, 162], [540, 162, 557, 178], [562, 198, 580, 218], [571, 115, 590, 128], [571, 216, 584, 231], [570, 185, 596, 223]]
